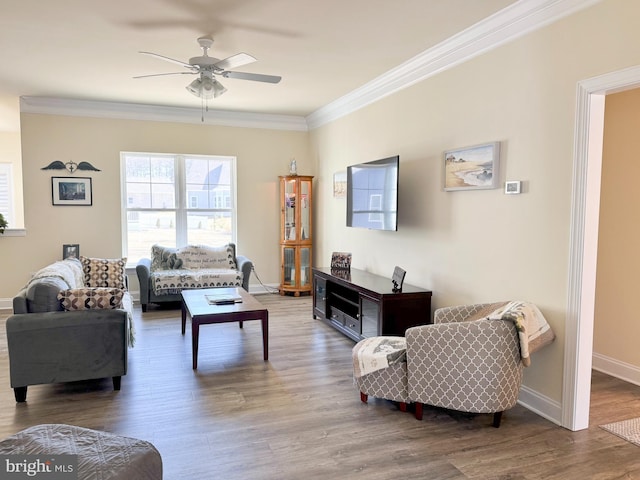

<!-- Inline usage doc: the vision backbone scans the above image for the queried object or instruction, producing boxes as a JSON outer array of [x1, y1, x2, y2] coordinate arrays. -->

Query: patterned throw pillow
[[150, 245, 182, 271], [58, 288, 124, 310], [80, 256, 127, 289]]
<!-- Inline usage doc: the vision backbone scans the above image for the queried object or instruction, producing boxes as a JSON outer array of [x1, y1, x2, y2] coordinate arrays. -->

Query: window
[[121, 152, 236, 264], [0, 163, 14, 226]]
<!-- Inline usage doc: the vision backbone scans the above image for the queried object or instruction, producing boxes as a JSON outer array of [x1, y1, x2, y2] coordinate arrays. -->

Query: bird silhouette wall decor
[[41, 160, 101, 173]]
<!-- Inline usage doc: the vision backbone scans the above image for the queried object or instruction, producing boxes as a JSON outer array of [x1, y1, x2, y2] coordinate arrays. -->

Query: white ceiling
[[0, 0, 522, 130]]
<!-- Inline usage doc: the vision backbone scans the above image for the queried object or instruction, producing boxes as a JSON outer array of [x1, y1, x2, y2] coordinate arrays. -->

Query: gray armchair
[[354, 302, 536, 427], [405, 303, 524, 427]]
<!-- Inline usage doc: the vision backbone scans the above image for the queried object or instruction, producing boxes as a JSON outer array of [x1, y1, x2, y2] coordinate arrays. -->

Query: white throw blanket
[[352, 336, 407, 378], [486, 300, 555, 367], [121, 291, 135, 347], [27, 258, 84, 289]]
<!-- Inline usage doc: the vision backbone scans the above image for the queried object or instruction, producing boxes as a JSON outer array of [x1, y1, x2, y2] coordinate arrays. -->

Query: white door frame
[[564, 65, 640, 431]]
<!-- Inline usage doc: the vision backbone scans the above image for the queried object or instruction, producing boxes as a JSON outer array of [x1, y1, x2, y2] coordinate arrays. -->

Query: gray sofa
[[136, 243, 252, 312], [7, 258, 131, 402]]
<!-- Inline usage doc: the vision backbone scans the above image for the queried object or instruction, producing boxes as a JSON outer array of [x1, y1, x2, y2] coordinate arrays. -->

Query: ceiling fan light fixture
[[186, 77, 226, 99], [208, 78, 227, 98], [186, 78, 209, 99]]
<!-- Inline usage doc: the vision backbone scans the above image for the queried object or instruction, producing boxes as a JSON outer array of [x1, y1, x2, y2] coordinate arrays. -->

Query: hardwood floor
[[1, 294, 639, 479]]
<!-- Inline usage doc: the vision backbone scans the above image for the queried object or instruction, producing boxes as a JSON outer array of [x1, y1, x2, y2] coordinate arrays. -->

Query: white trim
[[563, 87, 603, 431], [565, 65, 640, 431], [518, 384, 563, 426], [307, 0, 601, 129], [593, 352, 640, 387], [248, 283, 280, 295], [0, 163, 14, 227], [0, 228, 26, 237], [20, 96, 308, 132]]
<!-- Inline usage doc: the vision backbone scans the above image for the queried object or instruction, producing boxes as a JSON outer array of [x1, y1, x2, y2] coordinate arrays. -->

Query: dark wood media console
[[312, 267, 432, 342]]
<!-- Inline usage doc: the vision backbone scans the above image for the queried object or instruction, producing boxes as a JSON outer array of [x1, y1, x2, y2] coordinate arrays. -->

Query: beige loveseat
[[136, 243, 252, 312]]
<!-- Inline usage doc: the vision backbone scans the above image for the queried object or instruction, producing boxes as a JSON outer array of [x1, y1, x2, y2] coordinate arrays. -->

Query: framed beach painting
[[443, 142, 500, 191]]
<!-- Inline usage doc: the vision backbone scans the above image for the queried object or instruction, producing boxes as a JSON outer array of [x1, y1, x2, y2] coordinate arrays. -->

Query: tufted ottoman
[[0, 424, 162, 480], [352, 336, 410, 410]]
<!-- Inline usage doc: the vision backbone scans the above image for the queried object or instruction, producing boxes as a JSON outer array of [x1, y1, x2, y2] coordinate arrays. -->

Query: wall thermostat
[[505, 181, 521, 195]]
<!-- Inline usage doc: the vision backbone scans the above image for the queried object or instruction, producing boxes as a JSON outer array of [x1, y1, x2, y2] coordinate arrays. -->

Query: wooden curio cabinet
[[279, 175, 313, 296]]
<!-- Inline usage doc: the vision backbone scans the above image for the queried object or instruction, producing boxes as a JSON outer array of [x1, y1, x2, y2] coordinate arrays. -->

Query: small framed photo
[[505, 180, 521, 195], [333, 171, 347, 198], [62, 244, 80, 259], [331, 252, 352, 270], [444, 141, 500, 191], [52, 177, 92, 206], [392, 266, 406, 292]]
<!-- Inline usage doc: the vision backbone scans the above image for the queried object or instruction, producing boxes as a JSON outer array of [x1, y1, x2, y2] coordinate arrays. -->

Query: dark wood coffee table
[[181, 287, 269, 369]]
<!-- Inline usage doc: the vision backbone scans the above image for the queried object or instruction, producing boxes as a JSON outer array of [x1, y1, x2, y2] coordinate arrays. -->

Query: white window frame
[[0, 163, 14, 226], [120, 152, 237, 264]]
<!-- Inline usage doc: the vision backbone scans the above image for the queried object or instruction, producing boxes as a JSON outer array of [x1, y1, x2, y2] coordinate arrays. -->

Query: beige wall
[[594, 88, 640, 367], [0, 113, 310, 298], [310, 0, 640, 404]]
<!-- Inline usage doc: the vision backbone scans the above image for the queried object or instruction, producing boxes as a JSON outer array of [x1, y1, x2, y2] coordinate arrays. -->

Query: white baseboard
[[0, 297, 12, 310], [248, 283, 280, 295], [518, 384, 563, 426], [592, 352, 640, 387], [517, 353, 640, 427]]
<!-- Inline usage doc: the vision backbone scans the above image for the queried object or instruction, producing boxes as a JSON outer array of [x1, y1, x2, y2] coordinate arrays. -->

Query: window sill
[[1, 228, 26, 237]]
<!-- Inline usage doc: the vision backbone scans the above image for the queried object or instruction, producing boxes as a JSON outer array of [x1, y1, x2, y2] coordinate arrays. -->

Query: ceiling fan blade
[[222, 71, 281, 84], [134, 72, 197, 79], [214, 53, 256, 70], [139, 51, 198, 71]]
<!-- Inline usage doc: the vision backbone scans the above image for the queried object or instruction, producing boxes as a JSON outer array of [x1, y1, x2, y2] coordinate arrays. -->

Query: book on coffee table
[[205, 293, 243, 305]]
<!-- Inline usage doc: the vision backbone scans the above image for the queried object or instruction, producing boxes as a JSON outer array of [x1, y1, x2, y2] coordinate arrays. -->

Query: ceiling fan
[[135, 36, 281, 105]]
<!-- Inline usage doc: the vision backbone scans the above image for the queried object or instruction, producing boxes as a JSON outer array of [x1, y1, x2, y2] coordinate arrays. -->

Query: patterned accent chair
[[405, 303, 524, 427]]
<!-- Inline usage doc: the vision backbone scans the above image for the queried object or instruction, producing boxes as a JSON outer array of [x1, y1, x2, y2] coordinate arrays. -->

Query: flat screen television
[[346, 155, 399, 231]]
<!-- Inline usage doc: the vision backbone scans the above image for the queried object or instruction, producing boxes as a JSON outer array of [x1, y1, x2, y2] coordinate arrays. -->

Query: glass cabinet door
[[314, 274, 326, 316], [300, 247, 310, 287], [282, 246, 296, 287], [361, 296, 380, 338], [300, 178, 311, 241], [284, 179, 296, 241]]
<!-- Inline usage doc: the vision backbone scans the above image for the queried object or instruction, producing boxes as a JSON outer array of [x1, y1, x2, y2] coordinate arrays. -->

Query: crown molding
[[20, 0, 601, 132], [306, 0, 602, 130], [19, 96, 309, 132]]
